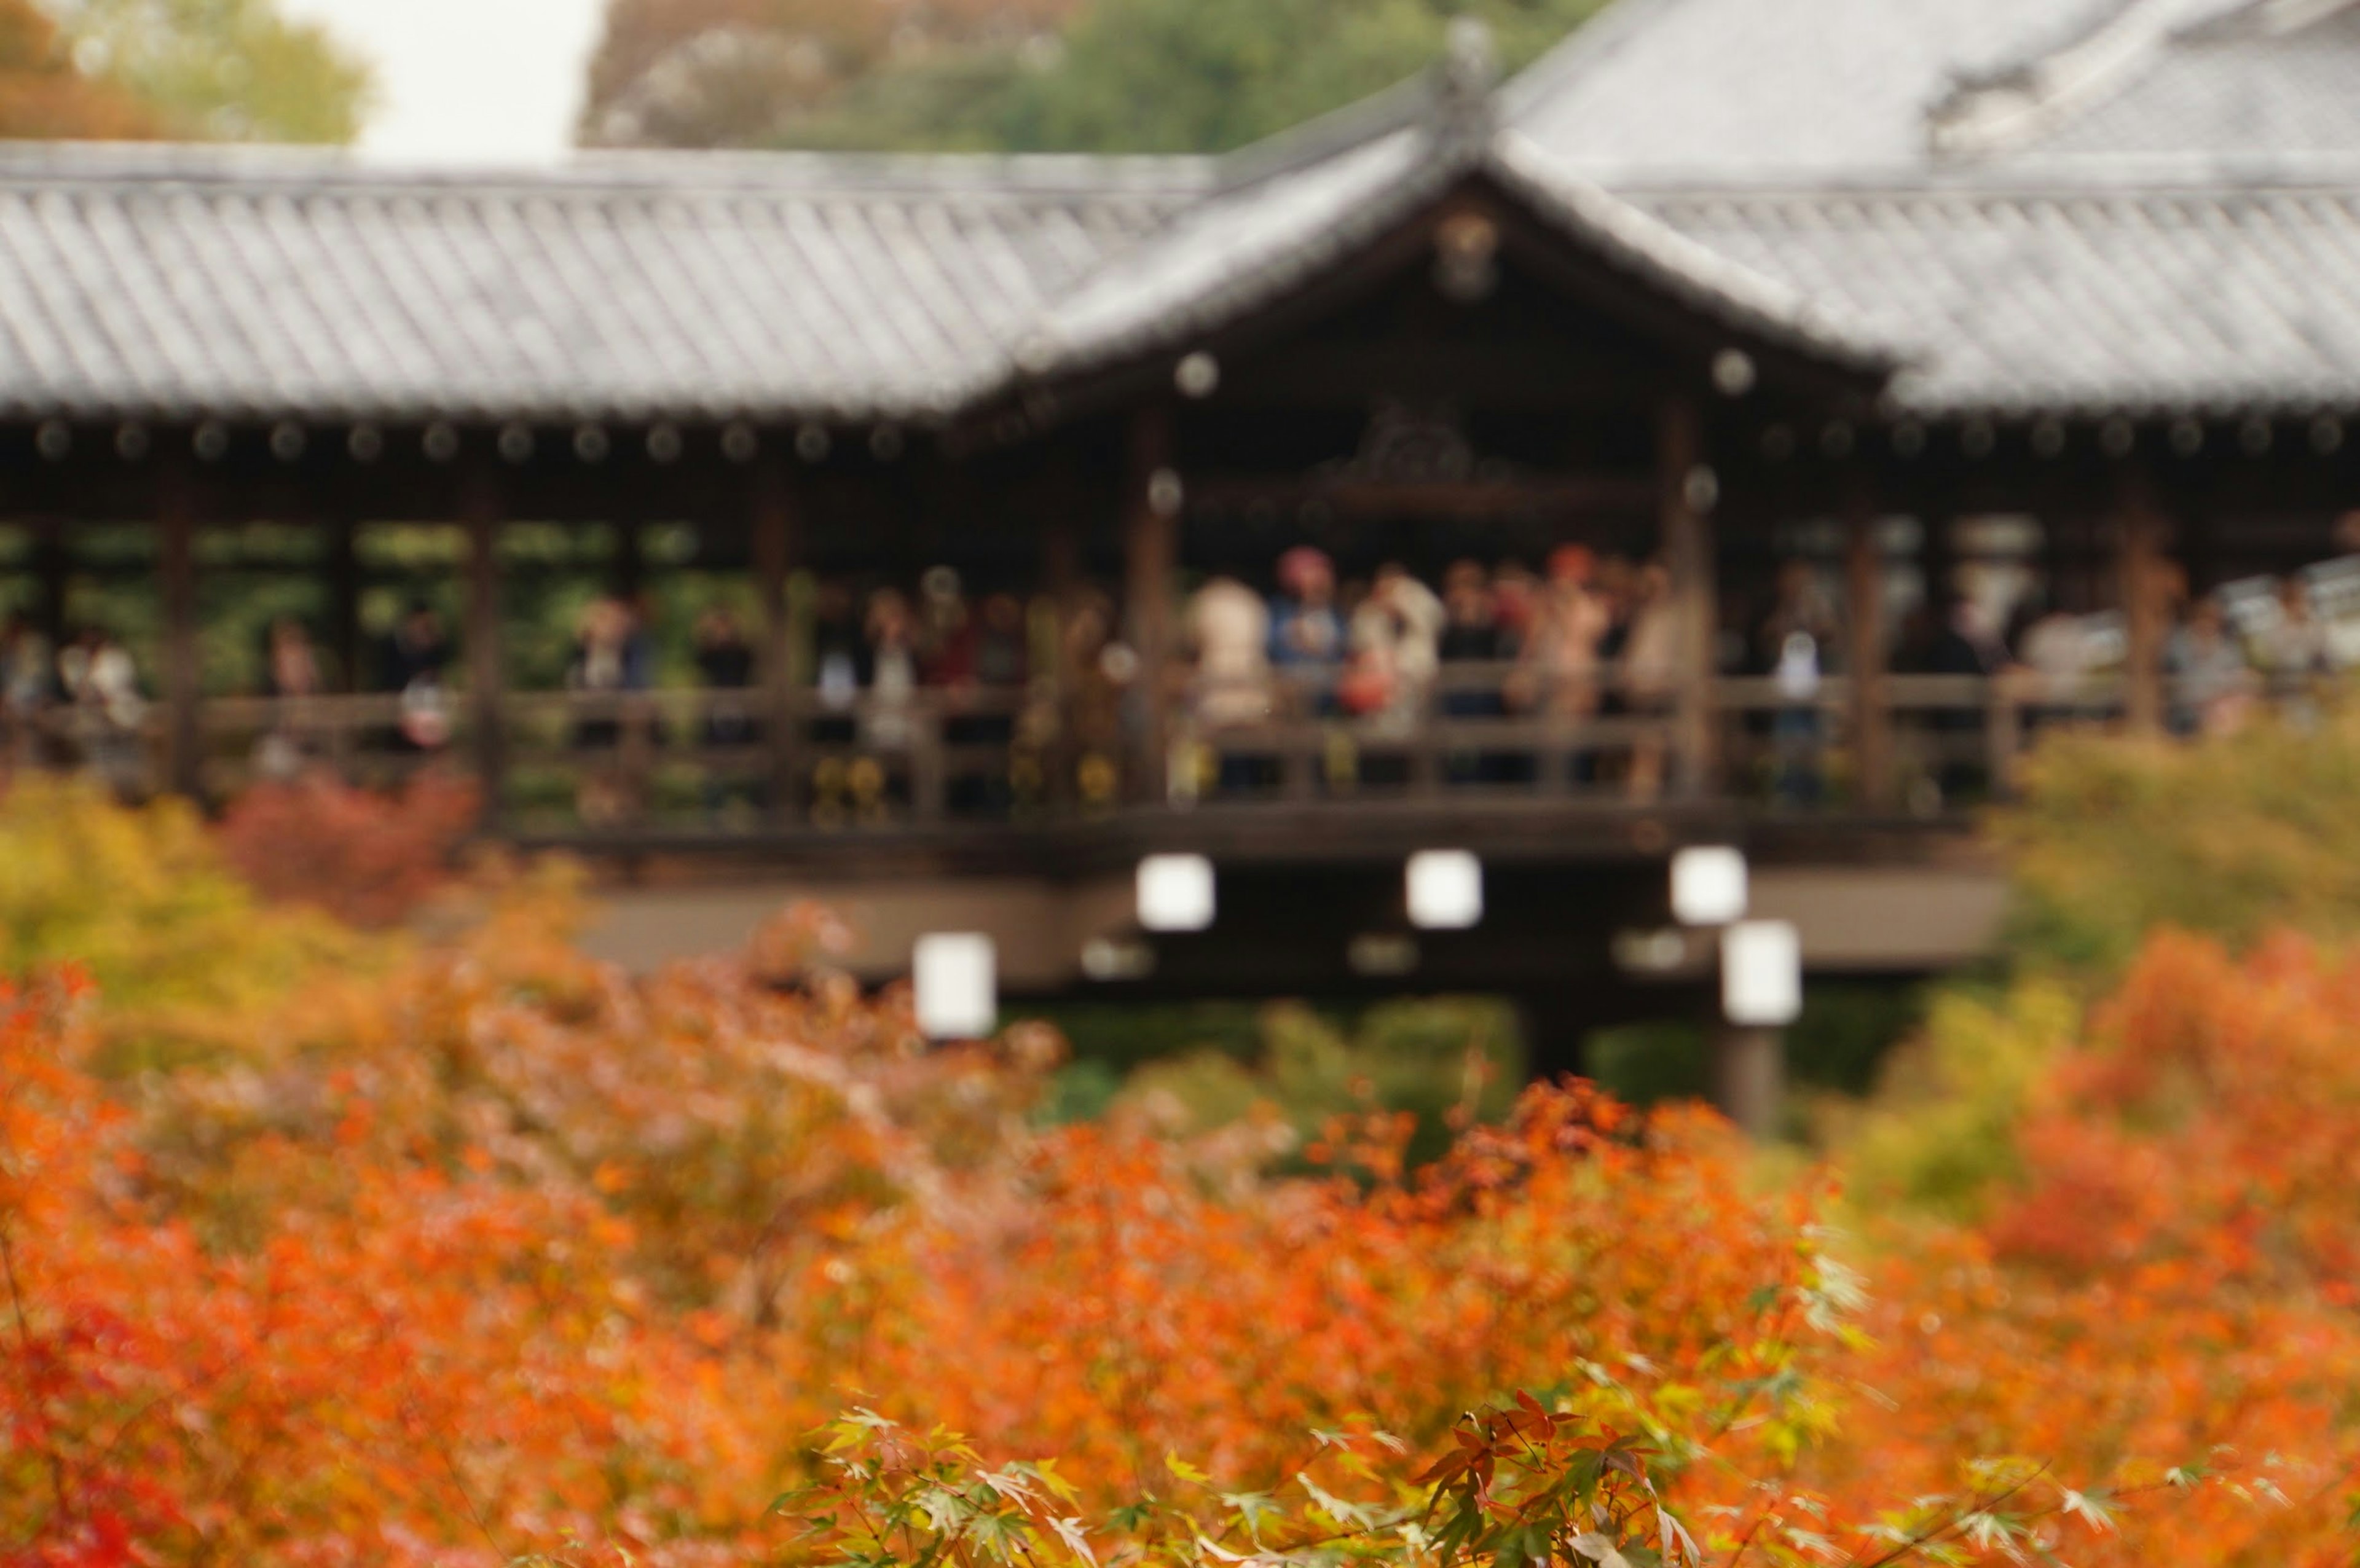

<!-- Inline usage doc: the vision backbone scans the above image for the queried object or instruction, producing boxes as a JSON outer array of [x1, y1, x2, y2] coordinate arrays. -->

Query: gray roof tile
[[0, 144, 1211, 422], [1637, 178, 2360, 414]]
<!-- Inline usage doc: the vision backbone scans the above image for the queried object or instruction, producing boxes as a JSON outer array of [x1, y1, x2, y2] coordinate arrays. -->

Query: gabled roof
[[1013, 72, 1895, 391]]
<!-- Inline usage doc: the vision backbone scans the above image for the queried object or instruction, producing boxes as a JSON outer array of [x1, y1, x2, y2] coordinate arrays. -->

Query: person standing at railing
[[860, 588, 921, 754], [2254, 576, 2334, 723], [2168, 594, 2258, 738], [57, 625, 146, 798], [1757, 560, 1838, 806], [1268, 546, 1343, 716], [1620, 562, 1681, 802], [1060, 590, 1131, 809], [254, 616, 326, 782], [693, 606, 758, 814], [1350, 562, 1445, 735], [0, 615, 55, 772], [1185, 574, 1275, 796], [1919, 590, 2004, 805], [1437, 560, 1501, 784], [380, 600, 454, 754], [565, 595, 648, 825], [1514, 546, 1613, 788]]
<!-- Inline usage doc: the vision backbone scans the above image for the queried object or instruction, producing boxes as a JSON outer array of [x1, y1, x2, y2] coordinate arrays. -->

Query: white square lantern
[[1137, 854, 1217, 933], [1407, 850, 1485, 931], [1672, 845, 1749, 928], [1722, 920, 1803, 1029], [913, 933, 998, 1041]]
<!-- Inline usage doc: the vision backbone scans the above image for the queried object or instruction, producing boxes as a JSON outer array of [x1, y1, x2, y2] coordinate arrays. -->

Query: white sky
[[277, 0, 610, 165]]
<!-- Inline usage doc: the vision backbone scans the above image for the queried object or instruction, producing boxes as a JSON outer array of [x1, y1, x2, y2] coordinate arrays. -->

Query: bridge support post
[[1517, 992, 1591, 1084], [753, 457, 800, 825], [1658, 396, 1717, 798], [1708, 1023, 1784, 1140], [159, 465, 202, 801], [1124, 404, 1177, 804], [2115, 468, 2170, 735], [463, 471, 506, 825], [1844, 477, 1894, 810]]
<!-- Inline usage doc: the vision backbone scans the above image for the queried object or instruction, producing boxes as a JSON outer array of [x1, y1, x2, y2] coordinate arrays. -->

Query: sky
[[277, 0, 610, 165]]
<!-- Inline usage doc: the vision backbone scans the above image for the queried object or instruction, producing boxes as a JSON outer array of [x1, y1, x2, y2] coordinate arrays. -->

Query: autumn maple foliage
[[214, 771, 482, 928], [0, 786, 2330, 1566]]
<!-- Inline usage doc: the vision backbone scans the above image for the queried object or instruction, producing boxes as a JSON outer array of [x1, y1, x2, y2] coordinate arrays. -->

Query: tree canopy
[[582, 0, 1608, 154], [1, 0, 371, 143]]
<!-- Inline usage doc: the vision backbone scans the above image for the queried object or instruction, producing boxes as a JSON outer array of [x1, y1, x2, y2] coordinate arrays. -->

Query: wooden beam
[[1182, 474, 1658, 520], [2117, 468, 2171, 736], [462, 471, 506, 820], [158, 466, 202, 799], [752, 458, 799, 824], [1123, 404, 1178, 804], [1843, 476, 1894, 810], [1657, 396, 1717, 798]]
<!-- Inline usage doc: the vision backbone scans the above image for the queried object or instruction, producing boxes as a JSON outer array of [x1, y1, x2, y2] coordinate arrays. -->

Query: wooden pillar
[[325, 518, 363, 692], [613, 518, 645, 603], [462, 471, 506, 819], [1123, 405, 1178, 803], [158, 466, 203, 800], [1843, 478, 1894, 810], [33, 520, 69, 649], [2116, 469, 2169, 735], [1657, 396, 1717, 798], [752, 458, 799, 823]]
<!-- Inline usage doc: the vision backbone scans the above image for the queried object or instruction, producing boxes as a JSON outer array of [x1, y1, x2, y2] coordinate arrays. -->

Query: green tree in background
[[583, 0, 1607, 154], [41, 0, 371, 143]]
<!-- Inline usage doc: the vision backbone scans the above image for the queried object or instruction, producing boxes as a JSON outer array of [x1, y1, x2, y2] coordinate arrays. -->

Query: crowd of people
[[0, 617, 151, 792], [1, 547, 2350, 815]]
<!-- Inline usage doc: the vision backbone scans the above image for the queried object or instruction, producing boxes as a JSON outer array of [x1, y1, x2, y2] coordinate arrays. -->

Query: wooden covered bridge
[[2, 0, 2359, 1105]]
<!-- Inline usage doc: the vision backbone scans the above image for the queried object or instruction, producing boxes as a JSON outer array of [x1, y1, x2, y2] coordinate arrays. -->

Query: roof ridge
[[2179, 0, 2360, 37], [1927, 0, 2221, 160], [0, 141, 1219, 199]]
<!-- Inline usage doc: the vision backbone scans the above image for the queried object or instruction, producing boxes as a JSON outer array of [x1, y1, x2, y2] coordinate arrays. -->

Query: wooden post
[[613, 519, 645, 604], [1657, 396, 1717, 798], [1709, 1024, 1785, 1140], [1040, 495, 1082, 812], [158, 465, 203, 800], [1843, 478, 1894, 810], [2117, 469, 2169, 735], [33, 520, 68, 649], [325, 518, 363, 692], [752, 458, 799, 823], [462, 471, 507, 821], [1123, 405, 1178, 804]]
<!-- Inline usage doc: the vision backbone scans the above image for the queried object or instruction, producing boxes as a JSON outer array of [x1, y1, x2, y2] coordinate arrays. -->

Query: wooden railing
[[0, 665, 2331, 832]]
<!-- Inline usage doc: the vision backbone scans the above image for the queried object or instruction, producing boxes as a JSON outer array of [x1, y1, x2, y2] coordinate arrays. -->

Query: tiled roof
[[0, 144, 1209, 423], [1023, 112, 1892, 387], [1637, 178, 2360, 415], [1996, 1, 2360, 167], [5, 0, 2360, 429], [1504, 0, 2148, 182]]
